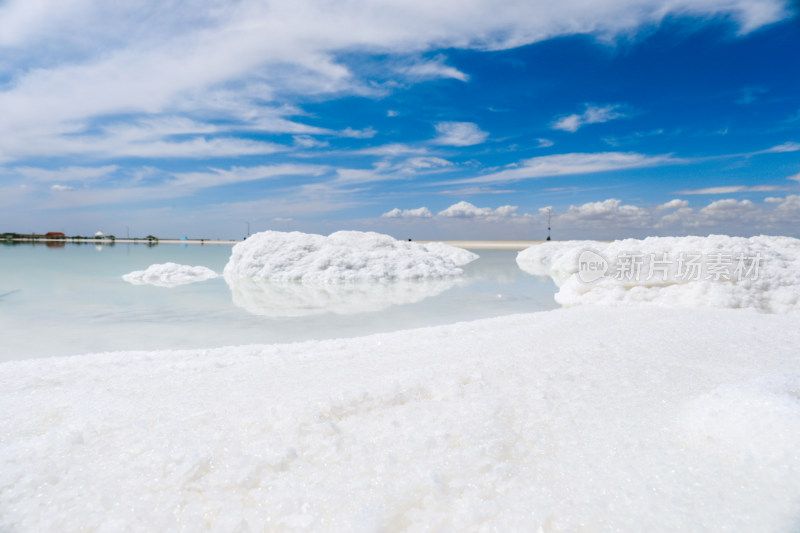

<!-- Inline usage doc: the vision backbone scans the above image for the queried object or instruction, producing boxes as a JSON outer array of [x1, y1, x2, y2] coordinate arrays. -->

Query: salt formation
[[223, 230, 478, 282], [517, 235, 800, 313], [122, 263, 219, 288], [1, 306, 799, 531]]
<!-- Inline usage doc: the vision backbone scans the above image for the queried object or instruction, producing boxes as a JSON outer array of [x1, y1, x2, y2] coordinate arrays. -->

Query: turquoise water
[[0, 242, 558, 361]]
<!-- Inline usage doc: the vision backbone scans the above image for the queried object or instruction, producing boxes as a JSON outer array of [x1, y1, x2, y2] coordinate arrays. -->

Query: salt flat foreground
[[2, 306, 799, 532]]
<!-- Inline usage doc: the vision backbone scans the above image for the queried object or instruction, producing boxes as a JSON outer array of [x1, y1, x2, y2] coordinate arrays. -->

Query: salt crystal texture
[[2, 306, 799, 531], [223, 230, 478, 282], [517, 235, 800, 313], [122, 262, 219, 288]]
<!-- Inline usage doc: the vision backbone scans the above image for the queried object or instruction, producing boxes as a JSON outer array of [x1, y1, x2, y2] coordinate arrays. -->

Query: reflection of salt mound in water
[[123, 262, 219, 288], [226, 276, 460, 317], [517, 235, 800, 313], [223, 230, 478, 282]]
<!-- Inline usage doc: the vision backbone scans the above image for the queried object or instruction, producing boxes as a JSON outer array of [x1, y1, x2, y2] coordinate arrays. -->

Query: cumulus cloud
[[377, 194, 800, 239], [560, 198, 651, 226], [433, 122, 489, 146], [700, 198, 755, 213], [437, 201, 518, 218], [381, 207, 433, 218], [766, 195, 800, 217], [660, 199, 689, 209], [552, 104, 627, 132]]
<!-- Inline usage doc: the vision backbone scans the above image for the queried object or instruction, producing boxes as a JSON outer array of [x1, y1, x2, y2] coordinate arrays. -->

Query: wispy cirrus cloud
[[0, 0, 790, 166], [552, 104, 627, 132], [442, 151, 679, 186], [14, 165, 119, 182], [170, 164, 329, 189], [398, 55, 469, 82], [676, 185, 786, 194]]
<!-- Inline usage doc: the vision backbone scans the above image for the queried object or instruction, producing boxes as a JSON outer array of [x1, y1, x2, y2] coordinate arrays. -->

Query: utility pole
[[246, 221, 250, 239], [546, 208, 551, 241]]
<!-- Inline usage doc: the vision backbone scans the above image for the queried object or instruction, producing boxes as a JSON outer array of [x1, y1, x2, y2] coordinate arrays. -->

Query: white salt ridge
[[122, 262, 219, 288], [226, 276, 460, 317], [223, 230, 478, 282], [2, 306, 799, 531], [517, 235, 800, 313]]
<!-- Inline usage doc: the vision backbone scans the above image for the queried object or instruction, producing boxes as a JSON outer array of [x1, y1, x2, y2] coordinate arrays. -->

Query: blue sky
[[0, 0, 798, 240]]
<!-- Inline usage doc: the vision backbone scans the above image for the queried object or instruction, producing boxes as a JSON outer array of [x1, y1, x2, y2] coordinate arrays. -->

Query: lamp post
[[546, 208, 551, 241]]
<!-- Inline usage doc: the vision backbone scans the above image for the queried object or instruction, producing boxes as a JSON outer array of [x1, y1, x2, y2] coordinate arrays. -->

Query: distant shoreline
[[5, 236, 545, 250]]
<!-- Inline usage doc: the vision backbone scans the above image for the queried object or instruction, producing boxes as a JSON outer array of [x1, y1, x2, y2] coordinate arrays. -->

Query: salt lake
[[0, 241, 558, 361]]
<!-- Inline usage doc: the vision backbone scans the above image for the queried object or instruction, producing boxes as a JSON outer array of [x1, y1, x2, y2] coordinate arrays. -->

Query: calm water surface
[[0, 241, 558, 361]]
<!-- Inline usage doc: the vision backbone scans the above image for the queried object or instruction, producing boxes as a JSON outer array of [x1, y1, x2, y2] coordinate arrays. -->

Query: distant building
[[45, 232, 66, 238]]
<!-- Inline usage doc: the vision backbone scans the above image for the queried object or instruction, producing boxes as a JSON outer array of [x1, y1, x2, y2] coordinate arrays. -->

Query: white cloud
[[560, 198, 651, 226], [438, 187, 517, 196], [355, 143, 430, 157], [50, 184, 75, 192], [406, 157, 453, 170], [433, 122, 489, 146], [699, 198, 758, 218], [171, 164, 328, 189], [788, 173, 800, 182], [446, 152, 677, 185], [762, 142, 800, 153], [766, 195, 800, 217], [536, 138, 554, 148], [381, 207, 433, 218], [659, 199, 689, 209], [676, 185, 784, 194], [552, 104, 626, 132], [340, 127, 377, 139], [399, 56, 469, 82], [437, 201, 517, 219], [375, 192, 800, 240], [15, 165, 119, 182], [293, 135, 330, 149], [0, 0, 790, 163]]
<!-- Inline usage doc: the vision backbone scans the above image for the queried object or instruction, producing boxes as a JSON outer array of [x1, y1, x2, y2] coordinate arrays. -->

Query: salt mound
[[223, 230, 478, 282], [517, 235, 800, 313], [123, 263, 219, 288]]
